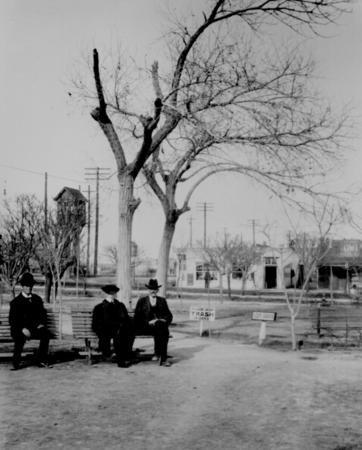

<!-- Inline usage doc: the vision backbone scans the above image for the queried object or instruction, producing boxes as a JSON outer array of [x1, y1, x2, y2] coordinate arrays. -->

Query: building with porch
[[175, 239, 362, 292], [175, 245, 300, 290]]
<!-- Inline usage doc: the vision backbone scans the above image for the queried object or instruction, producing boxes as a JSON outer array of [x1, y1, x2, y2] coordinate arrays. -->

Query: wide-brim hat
[[101, 284, 120, 294], [19, 272, 36, 287], [145, 279, 162, 290]]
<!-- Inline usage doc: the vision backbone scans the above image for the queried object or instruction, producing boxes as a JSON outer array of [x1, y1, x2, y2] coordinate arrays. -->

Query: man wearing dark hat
[[92, 284, 134, 367], [134, 279, 173, 367], [8, 272, 51, 370]]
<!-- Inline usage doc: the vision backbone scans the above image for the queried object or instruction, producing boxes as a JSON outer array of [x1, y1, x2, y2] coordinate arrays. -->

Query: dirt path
[[1, 332, 362, 449]]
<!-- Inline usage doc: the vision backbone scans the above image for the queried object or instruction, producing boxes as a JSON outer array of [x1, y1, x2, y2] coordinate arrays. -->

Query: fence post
[[317, 303, 321, 337]]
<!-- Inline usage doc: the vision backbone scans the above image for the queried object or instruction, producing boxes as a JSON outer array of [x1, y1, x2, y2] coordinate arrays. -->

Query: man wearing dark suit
[[9, 272, 51, 370], [92, 284, 134, 368], [134, 279, 173, 367]]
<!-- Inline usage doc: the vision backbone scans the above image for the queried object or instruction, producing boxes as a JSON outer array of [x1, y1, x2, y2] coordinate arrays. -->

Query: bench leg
[[85, 338, 92, 365]]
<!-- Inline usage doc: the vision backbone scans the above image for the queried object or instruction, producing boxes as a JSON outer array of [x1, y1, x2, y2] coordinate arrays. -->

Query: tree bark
[[227, 272, 231, 299], [44, 270, 52, 303], [290, 314, 297, 351], [116, 171, 138, 308], [156, 219, 177, 298]]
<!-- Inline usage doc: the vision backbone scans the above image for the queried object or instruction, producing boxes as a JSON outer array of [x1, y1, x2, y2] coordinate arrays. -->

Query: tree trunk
[[241, 274, 247, 295], [218, 271, 224, 303], [156, 219, 177, 298], [227, 272, 231, 299], [290, 314, 297, 350], [116, 172, 137, 309], [44, 270, 52, 303]]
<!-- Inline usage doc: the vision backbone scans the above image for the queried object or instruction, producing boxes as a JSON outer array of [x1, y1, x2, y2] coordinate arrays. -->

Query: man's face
[[22, 285, 33, 295], [149, 289, 158, 298]]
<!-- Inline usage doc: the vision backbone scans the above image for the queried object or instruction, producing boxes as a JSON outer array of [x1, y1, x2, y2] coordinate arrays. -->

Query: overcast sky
[[1, 0, 362, 261]]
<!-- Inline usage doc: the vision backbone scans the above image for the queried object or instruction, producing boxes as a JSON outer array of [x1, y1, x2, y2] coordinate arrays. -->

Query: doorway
[[265, 266, 277, 288]]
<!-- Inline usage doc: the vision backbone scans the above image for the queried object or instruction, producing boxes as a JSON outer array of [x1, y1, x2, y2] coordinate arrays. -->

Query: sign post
[[190, 307, 216, 336], [252, 311, 277, 345]]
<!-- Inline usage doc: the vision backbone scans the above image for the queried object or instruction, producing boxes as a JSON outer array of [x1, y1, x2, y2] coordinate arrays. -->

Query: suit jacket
[[134, 295, 173, 332], [9, 293, 47, 338], [92, 299, 131, 337]]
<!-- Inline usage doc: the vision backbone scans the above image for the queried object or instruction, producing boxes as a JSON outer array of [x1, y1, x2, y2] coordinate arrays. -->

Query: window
[[232, 265, 243, 279], [178, 254, 187, 271], [264, 256, 277, 265], [196, 263, 217, 280]]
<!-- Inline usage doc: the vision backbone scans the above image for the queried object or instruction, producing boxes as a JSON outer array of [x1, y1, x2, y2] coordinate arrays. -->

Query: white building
[[176, 245, 300, 290]]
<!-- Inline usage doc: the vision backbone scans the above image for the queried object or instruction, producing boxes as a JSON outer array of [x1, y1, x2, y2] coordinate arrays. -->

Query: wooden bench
[[71, 308, 172, 364], [0, 308, 61, 357]]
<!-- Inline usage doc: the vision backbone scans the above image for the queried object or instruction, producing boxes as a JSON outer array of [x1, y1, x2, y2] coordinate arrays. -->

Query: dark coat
[[9, 293, 47, 339], [92, 299, 131, 337], [134, 295, 173, 332]]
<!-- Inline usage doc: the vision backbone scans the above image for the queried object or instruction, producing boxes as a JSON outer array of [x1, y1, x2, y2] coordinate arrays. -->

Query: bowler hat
[[145, 279, 162, 290], [101, 284, 120, 294], [19, 272, 35, 287]]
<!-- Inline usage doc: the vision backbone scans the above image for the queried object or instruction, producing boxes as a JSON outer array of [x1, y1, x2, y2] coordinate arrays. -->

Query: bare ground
[[1, 331, 362, 449], [1, 299, 362, 449]]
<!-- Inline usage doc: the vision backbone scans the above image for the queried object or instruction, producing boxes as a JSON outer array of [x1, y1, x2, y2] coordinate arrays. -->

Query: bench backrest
[[0, 309, 60, 341], [70, 308, 136, 340], [71, 308, 97, 340]]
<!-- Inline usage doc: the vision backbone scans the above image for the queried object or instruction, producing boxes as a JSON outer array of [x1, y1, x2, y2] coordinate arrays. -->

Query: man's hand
[[22, 328, 31, 338], [148, 319, 158, 325], [37, 324, 45, 329]]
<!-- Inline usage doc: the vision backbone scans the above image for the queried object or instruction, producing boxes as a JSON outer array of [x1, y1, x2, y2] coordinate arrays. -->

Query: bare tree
[[74, 0, 351, 303], [104, 244, 118, 267], [0, 195, 43, 297], [36, 210, 81, 303], [232, 240, 262, 294], [202, 232, 263, 299], [285, 199, 348, 350]]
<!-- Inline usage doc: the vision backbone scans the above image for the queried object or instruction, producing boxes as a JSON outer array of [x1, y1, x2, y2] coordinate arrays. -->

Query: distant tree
[[104, 244, 118, 267], [231, 241, 263, 295], [104, 242, 145, 292], [203, 233, 263, 299], [285, 200, 348, 350], [36, 210, 82, 304], [73, 0, 351, 303], [0, 195, 43, 296]]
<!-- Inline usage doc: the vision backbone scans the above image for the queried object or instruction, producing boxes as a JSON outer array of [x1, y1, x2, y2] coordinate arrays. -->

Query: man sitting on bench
[[134, 279, 173, 367], [9, 272, 51, 370], [92, 284, 134, 368]]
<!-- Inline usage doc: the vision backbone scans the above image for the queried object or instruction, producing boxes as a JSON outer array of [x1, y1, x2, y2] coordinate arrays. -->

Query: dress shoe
[[151, 355, 160, 362], [160, 359, 171, 367], [117, 361, 131, 368], [37, 362, 52, 368]]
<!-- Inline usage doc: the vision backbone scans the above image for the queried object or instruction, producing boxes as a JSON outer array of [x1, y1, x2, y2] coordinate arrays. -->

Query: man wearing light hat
[[92, 284, 134, 367], [134, 279, 173, 367], [8, 272, 51, 370]]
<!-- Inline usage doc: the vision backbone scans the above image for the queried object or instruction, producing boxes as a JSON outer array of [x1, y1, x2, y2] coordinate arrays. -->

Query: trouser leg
[[153, 321, 169, 362], [98, 336, 111, 357], [12, 334, 26, 368], [33, 327, 50, 363], [115, 323, 135, 363]]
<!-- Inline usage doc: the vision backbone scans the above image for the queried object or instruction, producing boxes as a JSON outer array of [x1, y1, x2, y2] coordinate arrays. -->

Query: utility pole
[[86, 185, 91, 276], [248, 219, 259, 247], [188, 216, 194, 248], [44, 172, 48, 231], [197, 202, 214, 248], [85, 167, 110, 276]]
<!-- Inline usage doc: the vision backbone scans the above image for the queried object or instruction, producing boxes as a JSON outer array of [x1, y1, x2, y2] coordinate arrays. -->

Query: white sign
[[190, 307, 215, 321], [252, 312, 277, 322]]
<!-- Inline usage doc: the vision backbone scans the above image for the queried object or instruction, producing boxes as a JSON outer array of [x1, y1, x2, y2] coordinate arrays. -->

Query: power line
[[0, 163, 86, 184], [196, 202, 214, 248]]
